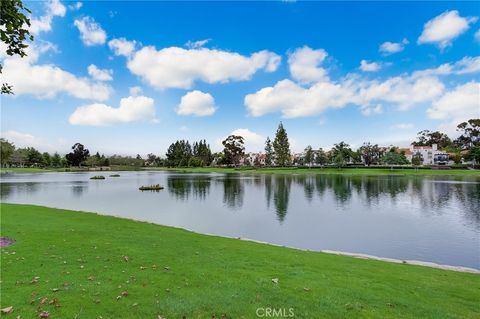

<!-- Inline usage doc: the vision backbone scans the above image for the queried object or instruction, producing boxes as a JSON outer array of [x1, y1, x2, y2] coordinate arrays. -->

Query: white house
[[405, 144, 446, 165]]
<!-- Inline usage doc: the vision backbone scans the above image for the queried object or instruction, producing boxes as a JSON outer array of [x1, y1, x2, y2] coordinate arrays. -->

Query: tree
[[412, 130, 452, 149], [465, 146, 480, 166], [10, 148, 27, 167], [358, 142, 382, 166], [411, 151, 423, 168], [24, 147, 42, 166], [66, 143, 90, 167], [273, 122, 291, 167], [42, 152, 51, 167], [333, 153, 346, 169], [0, 138, 15, 167], [222, 135, 245, 166], [51, 152, 62, 167], [193, 140, 213, 166], [1, 0, 33, 94], [454, 119, 480, 150], [303, 145, 314, 167], [264, 137, 273, 166], [383, 151, 409, 169], [166, 140, 192, 167], [331, 142, 352, 163], [314, 148, 327, 166]]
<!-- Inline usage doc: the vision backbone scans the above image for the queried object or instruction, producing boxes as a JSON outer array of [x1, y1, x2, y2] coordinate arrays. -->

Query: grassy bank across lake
[[155, 166, 480, 176], [1, 204, 479, 318], [2, 166, 479, 176]]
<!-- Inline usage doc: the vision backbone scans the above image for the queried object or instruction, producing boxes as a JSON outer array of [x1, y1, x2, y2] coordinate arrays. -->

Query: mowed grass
[[1, 203, 479, 318], [157, 166, 480, 176]]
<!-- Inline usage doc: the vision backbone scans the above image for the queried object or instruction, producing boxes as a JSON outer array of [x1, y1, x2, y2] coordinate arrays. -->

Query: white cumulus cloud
[[127, 46, 281, 89], [108, 38, 136, 57], [427, 82, 480, 123], [2, 44, 111, 101], [177, 90, 216, 116], [418, 10, 478, 49], [129, 86, 143, 96], [87, 64, 113, 81], [185, 39, 210, 49], [360, 60, 381, 72], [379, 39, 408, 55], [69, 96, 156, 126], [288, 46, 328, 84], [245, 79, 355, 118], [74, 16, 107, 46], [29, 0, 66, 35]]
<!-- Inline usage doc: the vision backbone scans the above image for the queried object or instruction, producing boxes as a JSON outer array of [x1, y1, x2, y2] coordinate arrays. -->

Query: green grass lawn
[[1, 204, 479, 318], [155, 166, 480, 176]]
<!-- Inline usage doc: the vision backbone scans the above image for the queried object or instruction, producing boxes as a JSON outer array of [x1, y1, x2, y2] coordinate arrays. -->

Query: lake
[[1, 171, 479, 269]]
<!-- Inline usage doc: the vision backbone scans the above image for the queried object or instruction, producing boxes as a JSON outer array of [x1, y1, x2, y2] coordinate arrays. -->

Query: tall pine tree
[[264, 137, 273, 166], [273, 122, 291, 167]]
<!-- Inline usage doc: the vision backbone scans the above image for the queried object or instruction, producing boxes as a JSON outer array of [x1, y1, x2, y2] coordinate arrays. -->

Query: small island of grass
[[109, 174, 120, 177], [139, 184, 164, 191], [90, 175, 105, 180]]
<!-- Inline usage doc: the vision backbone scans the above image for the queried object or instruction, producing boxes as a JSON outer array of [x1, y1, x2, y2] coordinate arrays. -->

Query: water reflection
[[71, 182, 88, 197], [1, 172, 478, 268], [167, 175, 211, 200], [221, 174, 244, 209]]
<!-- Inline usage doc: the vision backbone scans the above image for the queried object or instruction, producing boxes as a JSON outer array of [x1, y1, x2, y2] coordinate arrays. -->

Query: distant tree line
[[1, 119, 478, 169]]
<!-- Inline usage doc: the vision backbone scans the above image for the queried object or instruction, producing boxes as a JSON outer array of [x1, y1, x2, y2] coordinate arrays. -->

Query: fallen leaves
[[31, 276, 40, 284], [272, 278, 279, 284], [50, 288, 59, 293], [1, 306, 13, 314], [38, 310, 49, 318], [123, 256, 129, 262], [121, 291, 128, 297]]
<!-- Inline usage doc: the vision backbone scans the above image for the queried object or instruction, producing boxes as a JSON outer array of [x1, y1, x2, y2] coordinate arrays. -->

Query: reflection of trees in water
[[263, 175, 292, 222], [264, 175, 273, 209], [0, 182, 41, 199], [452, 182, 480, 229], [222, 174, 244, 209], [167, 176, 211, 201], [294, 175, 315, 202], [273, 175, 291, 223], [71, 182, 88, 197], [328, 175, 352, 205], [0, 183, 13, 199]]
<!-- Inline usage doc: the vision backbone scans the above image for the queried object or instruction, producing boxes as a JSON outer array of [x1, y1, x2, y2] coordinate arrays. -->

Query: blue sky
[[1, 1, 479, 156]]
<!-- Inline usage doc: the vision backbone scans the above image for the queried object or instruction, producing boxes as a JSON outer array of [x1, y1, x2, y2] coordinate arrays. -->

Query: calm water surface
[[1, 171, 479, 268]]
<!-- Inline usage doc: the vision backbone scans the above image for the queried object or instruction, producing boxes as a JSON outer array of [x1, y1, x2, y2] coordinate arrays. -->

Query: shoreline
[[4, 202, 478, 274], [1, 166, 480, 176]]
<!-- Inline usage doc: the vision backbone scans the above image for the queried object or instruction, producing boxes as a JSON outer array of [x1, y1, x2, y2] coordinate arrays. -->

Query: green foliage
[[1, 0, 33, 94], [412, 130, 452, 149], [264, 137, 273, 166], [383, 151, 410, 167], [51, 152, 62, 168], [331, 142, 352, 163], [303, 145, 314, 166], [454, 119, 480, 150], [222, 135, 245, 166], [465, 146, 480, 164], [358, 142, 382, 166], [314, 148, 327, 166], [333, 153, 346, 168], [66, 143, 90, 167], [0, 138, 15, 166], [411, 152, 423, 166], [273, 122, 291, 167]]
